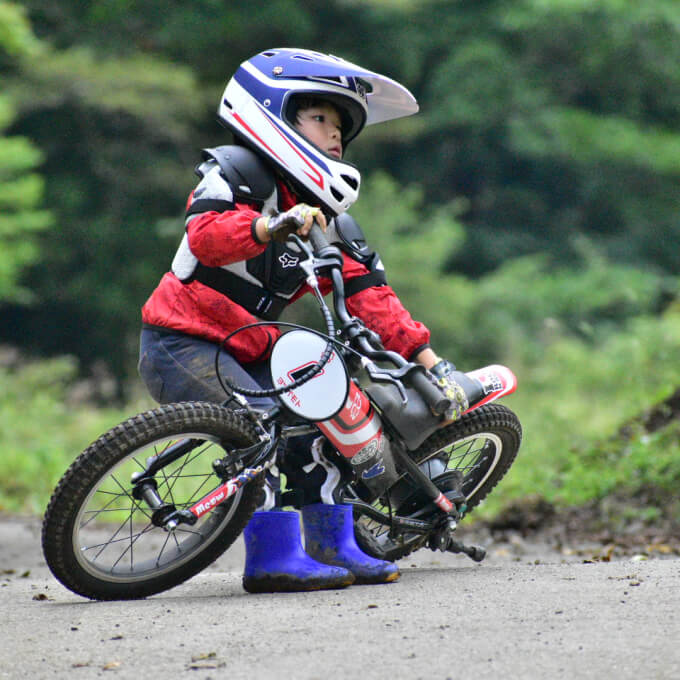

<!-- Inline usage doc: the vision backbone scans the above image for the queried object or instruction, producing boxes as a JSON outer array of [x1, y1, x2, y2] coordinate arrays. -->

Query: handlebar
[[409, 370, 451, 416], [216, 221, 451, 416], [308, 221, 332, 253], [307, 221, 452, 418]]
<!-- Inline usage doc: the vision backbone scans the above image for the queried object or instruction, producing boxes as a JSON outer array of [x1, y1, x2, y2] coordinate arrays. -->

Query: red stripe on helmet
[[232, 112, 288, 166]]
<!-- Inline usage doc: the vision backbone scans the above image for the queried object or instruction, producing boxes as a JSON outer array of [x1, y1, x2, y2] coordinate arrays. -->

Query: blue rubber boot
[[242, 510, 355, 593], [302, 504, 400, 585]]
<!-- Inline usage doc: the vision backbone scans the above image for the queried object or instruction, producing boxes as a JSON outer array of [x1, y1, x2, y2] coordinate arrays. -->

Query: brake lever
[[287, 234, 318, 288], [288, 232, 314, 258]]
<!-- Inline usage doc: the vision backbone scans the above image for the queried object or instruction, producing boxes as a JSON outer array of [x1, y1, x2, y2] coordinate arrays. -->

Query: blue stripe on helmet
[[232, 61, 337, 174], [249, 49, 366, 89], [233, 66, 286, 115]]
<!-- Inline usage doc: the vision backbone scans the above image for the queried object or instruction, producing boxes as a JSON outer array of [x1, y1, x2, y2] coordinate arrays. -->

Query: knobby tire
[[42, 402, 264, 600]]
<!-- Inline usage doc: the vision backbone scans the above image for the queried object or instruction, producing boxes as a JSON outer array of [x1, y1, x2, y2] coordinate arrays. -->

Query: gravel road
[[1, 513, 678, 680]]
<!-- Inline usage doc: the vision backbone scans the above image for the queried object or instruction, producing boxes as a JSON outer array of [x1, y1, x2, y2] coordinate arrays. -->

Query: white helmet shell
[[218, 48, 418, 216]]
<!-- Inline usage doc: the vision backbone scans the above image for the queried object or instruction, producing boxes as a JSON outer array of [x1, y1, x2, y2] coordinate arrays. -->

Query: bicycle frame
[[129, 225, 514, 559]]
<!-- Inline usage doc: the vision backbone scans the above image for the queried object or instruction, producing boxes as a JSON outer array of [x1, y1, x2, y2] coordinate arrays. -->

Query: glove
[[263, 204, 320, 243], [430, 358, 469, 422]]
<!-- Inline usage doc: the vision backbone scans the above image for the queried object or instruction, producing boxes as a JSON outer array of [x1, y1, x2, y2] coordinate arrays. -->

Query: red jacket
[[142, 181, 430, 363]]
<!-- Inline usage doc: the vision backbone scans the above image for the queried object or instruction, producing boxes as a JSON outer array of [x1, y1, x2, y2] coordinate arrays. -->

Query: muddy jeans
[[138, 327, 275, 410]]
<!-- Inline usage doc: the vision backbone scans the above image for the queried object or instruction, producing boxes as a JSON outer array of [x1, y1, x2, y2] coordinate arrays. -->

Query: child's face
[[294, 103, 343, 159]]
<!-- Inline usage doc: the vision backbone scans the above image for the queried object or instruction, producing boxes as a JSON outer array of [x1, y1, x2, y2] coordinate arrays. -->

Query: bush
[[0, 353, 149, 513], [491, 306, 680, 518]]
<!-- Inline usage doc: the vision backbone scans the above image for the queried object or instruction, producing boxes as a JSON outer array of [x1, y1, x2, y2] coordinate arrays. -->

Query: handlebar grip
[[309, 221, 331, 254], [411, 370, 451, 417]]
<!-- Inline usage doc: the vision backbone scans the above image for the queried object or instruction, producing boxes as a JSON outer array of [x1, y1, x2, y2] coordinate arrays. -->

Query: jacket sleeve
[[186, 204, 266, 266], [183, 163, 268, 266]]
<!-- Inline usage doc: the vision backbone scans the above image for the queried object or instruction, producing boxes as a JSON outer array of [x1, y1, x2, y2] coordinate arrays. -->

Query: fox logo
[[279, 252, 299, 268]]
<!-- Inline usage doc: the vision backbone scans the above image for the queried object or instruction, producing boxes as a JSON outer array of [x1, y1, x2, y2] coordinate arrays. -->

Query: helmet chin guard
[[218, 48, 418, 216]]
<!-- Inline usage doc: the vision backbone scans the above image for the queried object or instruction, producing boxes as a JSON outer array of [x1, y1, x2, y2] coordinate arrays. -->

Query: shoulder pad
[[200, 145, 275, 206], [334, 213, 373, 263]]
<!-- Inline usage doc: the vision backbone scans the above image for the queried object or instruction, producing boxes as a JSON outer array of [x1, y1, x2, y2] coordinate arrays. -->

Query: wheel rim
[[357, 431, 503, 552], [72, 433, 243, 583]]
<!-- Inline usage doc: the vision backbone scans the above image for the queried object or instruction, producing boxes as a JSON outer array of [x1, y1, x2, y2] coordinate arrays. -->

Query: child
[[139, 48, 469, 593]]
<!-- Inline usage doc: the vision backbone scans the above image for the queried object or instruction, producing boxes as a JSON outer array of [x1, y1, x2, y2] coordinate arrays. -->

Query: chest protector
[[172, 145, 384, 320]]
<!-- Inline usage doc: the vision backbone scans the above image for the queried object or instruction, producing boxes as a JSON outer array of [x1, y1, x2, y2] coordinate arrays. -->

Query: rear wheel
[[42, 402, 264, 600], [354, 403, 522, 561]]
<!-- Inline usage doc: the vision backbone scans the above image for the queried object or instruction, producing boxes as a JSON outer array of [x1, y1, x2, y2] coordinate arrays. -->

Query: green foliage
[[353, 172, 673, 365], [509, 108, 680, 174], [1, 0, 680, 524], [22, 0, 318, 81], [490, 307, 680, 517], [3, 45, 207, 379], [0, 355, 141, 513], [351, 173, 680, 520], [4, 0, 680, 376], [350, 171, 466, 271], [4, 308, 679, 519], [0, 5, 51, 303], [358, 0, 680, 274], [11, 46, 204, 140], [557, 423, 680, 510], [0, 1, 40, 60]]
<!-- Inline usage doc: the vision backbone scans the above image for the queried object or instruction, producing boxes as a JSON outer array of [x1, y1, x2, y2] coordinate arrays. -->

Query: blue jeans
[[138, 327, 275, 411]]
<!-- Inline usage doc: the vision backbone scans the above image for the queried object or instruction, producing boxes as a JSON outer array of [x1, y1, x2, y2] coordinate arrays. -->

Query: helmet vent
[[356, 77, 373, 94], [292, 54, 314, 61], [330, 187, 345, 202], [341, 175, 358, 190]]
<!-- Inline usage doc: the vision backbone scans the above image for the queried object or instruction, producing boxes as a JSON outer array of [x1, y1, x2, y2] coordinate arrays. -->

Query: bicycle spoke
[[176, 473, 218, 509], [76, 441, 217, 574], [155, 528, 176, 567], [89, 507, 138, 565], [43, 402, 267, 599], [108, 521, 156, 572], [81, 528, 152, 553], [79, 492, 130, 529], [107, 472, 153, 521]]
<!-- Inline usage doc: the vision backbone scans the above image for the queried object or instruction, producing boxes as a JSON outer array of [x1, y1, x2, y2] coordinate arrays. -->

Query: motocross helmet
[[218, 48, 419, 216]]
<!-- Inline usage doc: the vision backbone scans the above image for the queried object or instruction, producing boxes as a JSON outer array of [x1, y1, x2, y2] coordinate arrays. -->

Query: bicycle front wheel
[[42, 402, 265, 600]]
